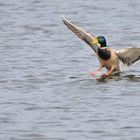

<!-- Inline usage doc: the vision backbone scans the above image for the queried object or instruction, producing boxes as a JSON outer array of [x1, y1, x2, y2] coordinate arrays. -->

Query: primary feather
[[62, 17, 98, 52]]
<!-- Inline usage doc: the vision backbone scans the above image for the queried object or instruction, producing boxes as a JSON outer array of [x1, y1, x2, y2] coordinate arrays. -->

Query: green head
[[97, 36, 107, 47]]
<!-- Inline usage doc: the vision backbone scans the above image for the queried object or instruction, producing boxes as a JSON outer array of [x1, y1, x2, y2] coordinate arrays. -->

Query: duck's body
[[98, 48, 119, 70], [62, 17, 140, 77], [95, 48, 120, 77]]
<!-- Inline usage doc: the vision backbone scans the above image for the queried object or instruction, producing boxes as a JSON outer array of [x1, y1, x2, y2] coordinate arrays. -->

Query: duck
[[62, 17, 140, 78]]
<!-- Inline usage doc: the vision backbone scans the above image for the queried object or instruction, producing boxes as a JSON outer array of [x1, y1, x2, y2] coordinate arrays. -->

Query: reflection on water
[[97, 73, 140, 82], [123, 74, 140, 82], [0, 0, 140, 140]]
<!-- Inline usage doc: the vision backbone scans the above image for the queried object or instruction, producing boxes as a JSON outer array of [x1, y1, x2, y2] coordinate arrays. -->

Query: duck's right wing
[[116, 47, 140, 66], [62, 17, 99, 53]]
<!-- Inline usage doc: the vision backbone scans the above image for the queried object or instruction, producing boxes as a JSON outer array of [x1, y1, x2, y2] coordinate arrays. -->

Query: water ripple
[[0, 0, 140, 140]]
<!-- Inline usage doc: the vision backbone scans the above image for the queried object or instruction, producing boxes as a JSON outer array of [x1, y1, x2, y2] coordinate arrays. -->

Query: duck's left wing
[[116, 47, 140, 66], [62, 17, 99, 53]]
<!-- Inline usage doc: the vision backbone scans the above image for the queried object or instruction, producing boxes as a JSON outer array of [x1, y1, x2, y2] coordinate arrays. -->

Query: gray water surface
[[0, 0, 140, 140]]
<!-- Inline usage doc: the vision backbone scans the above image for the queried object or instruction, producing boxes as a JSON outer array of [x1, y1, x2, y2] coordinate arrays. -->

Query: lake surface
[[0, 0, 140, 139]]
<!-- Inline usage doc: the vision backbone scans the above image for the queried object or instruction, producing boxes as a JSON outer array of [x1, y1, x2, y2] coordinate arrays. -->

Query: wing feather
[[116, 48, 140, 66], [62, 17, 98, 52]]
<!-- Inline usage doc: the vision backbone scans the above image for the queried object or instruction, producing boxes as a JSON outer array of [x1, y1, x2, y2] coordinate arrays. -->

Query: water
[[0, 0, 140, 139]]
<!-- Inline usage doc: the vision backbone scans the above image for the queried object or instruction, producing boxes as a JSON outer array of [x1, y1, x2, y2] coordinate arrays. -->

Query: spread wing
[[62, 16, 99, 53], [116, 47, 140, 66]]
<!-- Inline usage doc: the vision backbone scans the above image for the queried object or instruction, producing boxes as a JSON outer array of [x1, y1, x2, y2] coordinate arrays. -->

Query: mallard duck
[[62, 17, 140, 78]]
